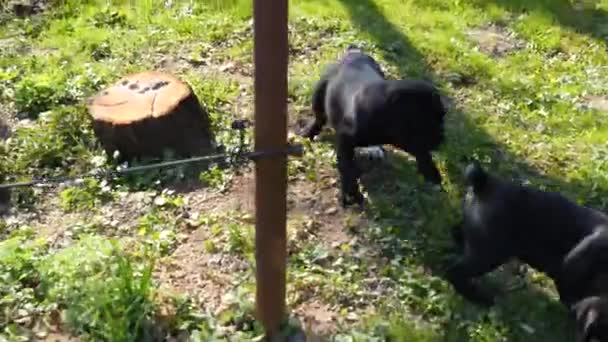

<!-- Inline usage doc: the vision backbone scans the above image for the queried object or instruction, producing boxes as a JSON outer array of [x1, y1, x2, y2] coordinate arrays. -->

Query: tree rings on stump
[[87, 71, 216, 161]]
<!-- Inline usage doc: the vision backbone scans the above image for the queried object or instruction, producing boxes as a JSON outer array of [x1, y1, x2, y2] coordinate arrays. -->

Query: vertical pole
[[253, 0, 288, 339]]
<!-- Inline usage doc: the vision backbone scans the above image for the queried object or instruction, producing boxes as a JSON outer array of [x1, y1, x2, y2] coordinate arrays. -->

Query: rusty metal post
[[253, 0, 289, 339]]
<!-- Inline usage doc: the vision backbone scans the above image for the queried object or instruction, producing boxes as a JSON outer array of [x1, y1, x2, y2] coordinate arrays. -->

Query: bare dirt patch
[[154, 166, 364, 334], [154, 228, 250, 316], [184, 172, 255, 215], [584, 95, 608, 113], [153, 174, 255, 315], [287, 176, 354, 248], [2, 190, 76, 236], [293, 300, 339, 337], [37, 332, 80, 342], [155, 53, 253, 85], [467, 23, 525, 57]]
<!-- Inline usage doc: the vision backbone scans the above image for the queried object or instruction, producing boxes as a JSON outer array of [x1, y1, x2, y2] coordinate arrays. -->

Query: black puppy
[[301, 45, 447, 207], [447, 161, 608, 341]]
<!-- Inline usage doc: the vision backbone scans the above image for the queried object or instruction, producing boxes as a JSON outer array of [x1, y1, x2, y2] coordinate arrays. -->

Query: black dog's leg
[[414, 151, 442, 185], [446, 247, 509, 307], [560, 229, 608, 303], [451, 223, 465, 251], [570, 296, 608, 342], [337, 134, 363, 207], [563, 230, 608, 280]]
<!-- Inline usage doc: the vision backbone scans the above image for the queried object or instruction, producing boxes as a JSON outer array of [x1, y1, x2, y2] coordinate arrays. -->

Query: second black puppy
[[301, 45, 447, 207], [448, 161, 608, 341]]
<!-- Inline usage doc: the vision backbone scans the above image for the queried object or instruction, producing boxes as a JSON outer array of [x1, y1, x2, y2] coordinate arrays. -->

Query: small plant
[[90, 8, 129, 28], [11, 185, 39, 210], [2, 106, 99, 180], [199, 164, 231, 190], [152, 189, 185, 209], [21, 17, 49, 39], [215, 281, 262, 338], [59, 178, 114, 212], [65, 253, 157, 342], [65, 65, 109, 100], [226, 223, 253, 256], [137, 201, 182, 257], [0, 235, 48, 337], [89, 40, 112, 60], [0, 67, 20, 99], [13, 75, 64, 117], [39, 236, 158, 342]]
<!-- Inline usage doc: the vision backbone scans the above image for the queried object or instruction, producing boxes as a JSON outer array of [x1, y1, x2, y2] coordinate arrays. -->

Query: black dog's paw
[[299, 128, 315, 141], [297, 122, 319, 141], [340, 191, 365, 208], [446, 266, 497, 307]]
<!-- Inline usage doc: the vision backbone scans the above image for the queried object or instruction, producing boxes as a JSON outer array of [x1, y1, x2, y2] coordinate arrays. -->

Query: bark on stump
[[87, 71, 215, 161]]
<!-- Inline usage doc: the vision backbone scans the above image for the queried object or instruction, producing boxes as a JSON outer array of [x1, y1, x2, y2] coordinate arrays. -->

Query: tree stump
[[87, 71, 216, 161]]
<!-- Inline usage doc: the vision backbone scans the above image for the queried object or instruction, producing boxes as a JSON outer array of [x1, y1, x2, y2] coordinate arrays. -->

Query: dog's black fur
[[447, 161, 608, 342], [573, 296, 608, 342], [301, 45, 447, 207]]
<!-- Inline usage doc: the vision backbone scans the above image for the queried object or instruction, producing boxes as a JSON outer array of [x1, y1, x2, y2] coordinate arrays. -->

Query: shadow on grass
[[332, 0, 608, 340], [472, 0, 608, 46]]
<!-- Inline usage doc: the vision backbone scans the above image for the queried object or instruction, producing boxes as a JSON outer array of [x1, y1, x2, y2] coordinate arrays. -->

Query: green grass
[[1, 0, 608, 340]]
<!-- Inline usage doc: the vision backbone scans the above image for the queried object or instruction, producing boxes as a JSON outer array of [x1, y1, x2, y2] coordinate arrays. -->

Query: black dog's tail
[[311, 78, 328, 116], [311, 64, 340, 116], [465, 160, 489, 193]]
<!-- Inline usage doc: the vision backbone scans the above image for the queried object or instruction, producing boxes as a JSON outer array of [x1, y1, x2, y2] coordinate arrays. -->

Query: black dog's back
[[463, 162, 607, 274]]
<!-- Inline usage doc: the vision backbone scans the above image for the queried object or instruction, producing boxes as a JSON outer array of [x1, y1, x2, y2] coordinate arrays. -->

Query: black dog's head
[[337, 44, 385, 79], [345, 44, 363, 53], [572, 296, 608, 342], [340, 44, 365, 63]]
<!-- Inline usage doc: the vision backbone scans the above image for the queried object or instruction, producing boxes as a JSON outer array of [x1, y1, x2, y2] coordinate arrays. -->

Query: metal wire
[[0, 120, 303, 190]]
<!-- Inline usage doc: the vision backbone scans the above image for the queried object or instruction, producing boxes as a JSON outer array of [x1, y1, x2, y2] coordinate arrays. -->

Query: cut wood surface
[[87, 71, 215, 160]]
